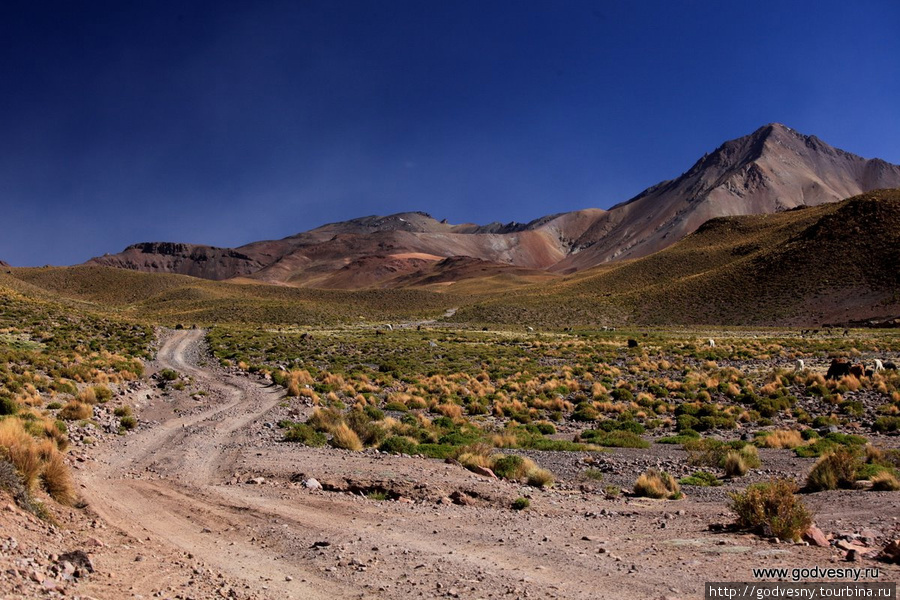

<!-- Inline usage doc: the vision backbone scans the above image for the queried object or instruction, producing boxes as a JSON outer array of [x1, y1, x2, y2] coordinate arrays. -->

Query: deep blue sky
[[2, 1, 899, 266]]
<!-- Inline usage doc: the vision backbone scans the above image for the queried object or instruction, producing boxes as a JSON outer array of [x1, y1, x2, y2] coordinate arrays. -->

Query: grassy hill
[[451, 189, 900, 327], [6, 189, 900, 328], [6, 266, 466, 326]]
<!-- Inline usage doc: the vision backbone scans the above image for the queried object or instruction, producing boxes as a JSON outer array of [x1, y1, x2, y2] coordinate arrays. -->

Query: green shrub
[[159, 369, 178, 382], [492, 455, 528, 480], [283, 423, 327, 446], [680, 471, 722, 487], [512, 497, 530, 510], [578, 429, 649, 448], [0, 396, 19, 416], [657, 431, 700, 444], [729, 480, 812, 541], [119, 415, 137, 430], [873, 417, 900, 433], [378, 436, 418, 455], [582, 468, 604, 481]]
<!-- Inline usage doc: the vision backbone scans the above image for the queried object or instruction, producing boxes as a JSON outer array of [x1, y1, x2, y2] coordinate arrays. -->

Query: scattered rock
[[803, 525, 829, 548], [304, 478, 322, 490], [877, 540, 900, 564], [469, 466, 497, 479], [58, 550, 95, 574]]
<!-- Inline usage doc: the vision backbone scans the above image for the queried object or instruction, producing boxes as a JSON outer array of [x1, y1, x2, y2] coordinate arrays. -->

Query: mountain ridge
[[87, 123, 900, 288]]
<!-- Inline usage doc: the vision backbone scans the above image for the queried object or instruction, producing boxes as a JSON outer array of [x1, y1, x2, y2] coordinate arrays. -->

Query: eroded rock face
[[85, 124, 900, 287], [86, 242, 266, 280]]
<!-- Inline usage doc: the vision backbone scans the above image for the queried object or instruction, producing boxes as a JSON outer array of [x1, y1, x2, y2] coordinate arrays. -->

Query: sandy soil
[[4, 330, 899, 599]]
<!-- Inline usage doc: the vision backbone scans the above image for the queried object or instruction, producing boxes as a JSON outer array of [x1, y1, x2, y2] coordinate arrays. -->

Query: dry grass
[[329, 423, 363, 451], [634, 468, 681, 499], [806, 449, 858, 491], [40, 452, 76, 505], [0, 419, 42, 490], [759, 429, 804, 449], [870, 471, 900, 492], [59, 401, 93, 421], [724, 451, 748, 477]]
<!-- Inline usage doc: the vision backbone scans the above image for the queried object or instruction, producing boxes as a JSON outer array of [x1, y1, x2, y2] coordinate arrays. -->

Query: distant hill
[[11, 191, 900, 327], [86, 124, 900, 289], [453, 189, 900, 327]]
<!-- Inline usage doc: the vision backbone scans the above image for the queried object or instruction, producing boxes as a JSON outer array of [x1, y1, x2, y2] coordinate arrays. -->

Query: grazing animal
[[708, 339, 716, 348], [873, 359, 884, 372], [627, 339, 639, 348], [849, 364, 865, 379], [826, 358, 851, 380], [885, 362, 897, 370], [795, 359, 805, 371]]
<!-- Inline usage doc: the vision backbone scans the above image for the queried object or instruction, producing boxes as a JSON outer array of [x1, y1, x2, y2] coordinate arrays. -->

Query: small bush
[[724, 451, 748, 477], [159, 369, 178, 382], [757, 429, 804, 449], [119, 416, 137, 430], [582, 468, 604, 481], [492, 454, 528, 480], [113, 405, 132, 417], [634, 468, 681, 499], [526, 467, 555, 489], [680, 471, 722, 487], [729, 480, 812, 541], [805, 449, 858, 492], [59, 401, 92, 421], [330, 423, 363, 451], [578, 429, 649, 448], [283, 423, 327, 446], [512, 497, 530, 510], [378, 436, 418, 455], [40, 452, 76, 506], [870, 472, 900, 491]]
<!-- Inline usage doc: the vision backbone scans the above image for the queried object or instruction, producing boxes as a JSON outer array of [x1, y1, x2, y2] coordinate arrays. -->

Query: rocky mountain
[[87, 124, 900, 288], [552, 123, 900, 271], [0, 260, 9, 268], [89, 242, 266, 281]]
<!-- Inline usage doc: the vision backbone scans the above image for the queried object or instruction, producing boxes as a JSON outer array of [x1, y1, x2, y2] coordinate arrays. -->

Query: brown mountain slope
[[87, 242, 266, 280], [453, 189, 900, 327], [553, 124, 900, 272], [86, 125, 900, 288]]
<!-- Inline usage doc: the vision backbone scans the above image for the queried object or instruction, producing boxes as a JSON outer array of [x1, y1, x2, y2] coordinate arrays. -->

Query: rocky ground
[[2, 330, 899, 599]]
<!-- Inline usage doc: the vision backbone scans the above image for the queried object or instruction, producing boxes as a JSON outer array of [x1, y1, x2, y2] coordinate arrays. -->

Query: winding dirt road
[[72, 330, 899, 600]]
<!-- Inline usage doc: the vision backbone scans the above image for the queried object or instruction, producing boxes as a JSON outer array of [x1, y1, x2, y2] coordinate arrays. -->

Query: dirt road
[[71, 330, 899, 600]]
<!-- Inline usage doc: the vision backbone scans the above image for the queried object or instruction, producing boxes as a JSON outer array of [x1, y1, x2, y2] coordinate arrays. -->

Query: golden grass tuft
[[58, 401, 93, 421], [40, 452, 76, 505], [329, 423, 363, 451], [634, 468, 681, 499], [724, 451, 748, 477], [870, 471, 900, 492], [758, 429, 804, 449], [0, 419, 43, 491]]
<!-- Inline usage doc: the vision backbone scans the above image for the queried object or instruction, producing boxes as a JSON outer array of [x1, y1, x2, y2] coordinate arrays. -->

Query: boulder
[[802, 525, 829, 548]]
